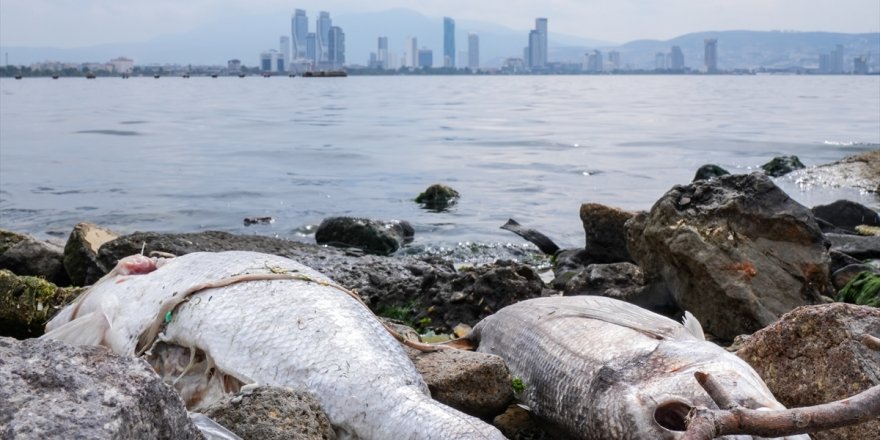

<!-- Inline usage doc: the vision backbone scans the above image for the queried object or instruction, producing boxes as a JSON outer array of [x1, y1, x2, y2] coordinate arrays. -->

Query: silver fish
[[469, 295, 810, 440], [43, 251, 504, 440]]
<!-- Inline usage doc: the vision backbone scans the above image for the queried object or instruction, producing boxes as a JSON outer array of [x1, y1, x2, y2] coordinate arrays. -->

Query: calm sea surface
[[1, 75, 879, 256]]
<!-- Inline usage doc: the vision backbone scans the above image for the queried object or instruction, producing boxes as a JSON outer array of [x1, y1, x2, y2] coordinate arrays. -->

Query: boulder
[[315, 217, 414, 256], [0, 232, 69, 285], [0, 229, 27, 254], [553, 262, 678, 316], [812, 200, 880, 234], [626, 173, 830, 341], [492, 404, 573, 440], [406, 347, 512, 418], [63, 222, 119, 286], [0, 337, 203, 440], [836, 271, 880, 307], [693, 164, 730, 181], [203, 387, 335, 440], [579, 203, 635, 263], [786, 150, 880, 193], [830, 249, 864, 274], [415, 183, 460, 211], [825, 233, 880, 260], [832, 265, 879, 292], [760, 155, 805, 177], [0, 270, 84, 338], [736, 303, 880, 440]]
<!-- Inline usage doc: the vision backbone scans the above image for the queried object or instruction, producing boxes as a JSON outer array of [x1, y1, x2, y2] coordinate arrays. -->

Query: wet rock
[[493, 404, 572, 440], [693, 164, 730, 181], [579, 203, 635, 263], [760, 155, 805, 177], [553, 261, 679, 317], [787, 150, 880, 193], [63, 222, 119, 286], [0, 270, 84, 338], [0, 336, 203, 440], [406, 347, 512, 418], [243, 216, 274, 226], [830, 249, 864, 274], [0, 232, 69, 285], [736, 303, 880, 440], [415, 183, 460, 211], [812, 200, 880, 234], [626, 173, 829, 341], [832, 264, 879, 292], [203, 386, 335, 440], [315, 217, 414, 256], [836, 271, 880, 306], [825, 233, 880, 260]]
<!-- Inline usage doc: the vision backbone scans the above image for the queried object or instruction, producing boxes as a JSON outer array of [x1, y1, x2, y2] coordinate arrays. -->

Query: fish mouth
[[653, 399, 693, 432]]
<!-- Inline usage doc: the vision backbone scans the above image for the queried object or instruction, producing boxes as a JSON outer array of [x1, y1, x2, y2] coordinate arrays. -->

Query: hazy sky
[[2, 0, 878, 47]]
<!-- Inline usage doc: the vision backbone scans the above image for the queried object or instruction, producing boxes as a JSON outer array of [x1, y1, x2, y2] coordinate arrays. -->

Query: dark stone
[[830, 249, 864, 274], [578, 203, 635, 264], [693, 164, 730, 181], [555, 262, 680, 318], [415, 183, 460, 211], [825, 233, 880, 260], [0, 337, 204, 440], [243, 216, 274, 226], [737, 303, 880, 440], [0, 230, 27, 255], [315, 217, 414, 256], [812, 200, 880, 233], [203, 387, 335, 440], [0, 233, 69, 286], [832, 264, 879, 292], [63, 222, 119, 286], [760, 155, 805, 177], [0, 270, 84, 339], [625, 172, 830, 341]]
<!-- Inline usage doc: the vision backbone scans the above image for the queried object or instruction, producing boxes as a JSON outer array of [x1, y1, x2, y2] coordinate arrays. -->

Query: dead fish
[[43, 251, 504, 440], [467, 295, 810, 440]]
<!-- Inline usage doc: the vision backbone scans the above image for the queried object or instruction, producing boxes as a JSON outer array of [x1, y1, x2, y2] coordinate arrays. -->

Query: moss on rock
[[836, 271, 880, 307], [0, 269, 84, 338], [0, 230, 27, 255]]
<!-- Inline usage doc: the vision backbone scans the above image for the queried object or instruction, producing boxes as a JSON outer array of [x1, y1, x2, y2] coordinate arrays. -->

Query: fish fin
[[542, 296, 693, 341], [40, 310, 112, 347], [441, 337, 477, 351], [681, 311, 706, 341]]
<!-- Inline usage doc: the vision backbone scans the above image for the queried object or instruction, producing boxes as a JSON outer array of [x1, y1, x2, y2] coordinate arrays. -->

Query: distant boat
[[86, 73, 96, 79], [154, 74, 160, 79], [121, 74, 130, 79], [262, 73, 271, 78], [211, 74, 218, 78], [52, 75, 60, 79], [288, 73, 296, 77], [14, 74, 22, 80], [238, 73, 246, 78], [302, 71, 347, 78]]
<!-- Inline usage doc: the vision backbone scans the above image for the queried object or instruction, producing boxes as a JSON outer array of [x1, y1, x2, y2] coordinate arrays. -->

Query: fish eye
[[654, 400, 693, 431]]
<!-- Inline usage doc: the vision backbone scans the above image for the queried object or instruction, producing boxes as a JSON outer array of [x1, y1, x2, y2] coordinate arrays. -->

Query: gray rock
[[0, 233, 69, 286], [554, 262, 680, 317], [812, 200, 880, 234], [315, 217, 414, 256], [63, 222, 119, 286], [626, 172, 830, 341], [830, 249, 864, 274], [203, 387, 335, 440], [693, 164, 730, 181], [760, 155, 806, 177], [737, 303, 880, 440], [579, 203, 635, 264], [825, 233, 880, 260], [406, 347, 512, 418], [415, 183, 460, 211], [0, 337, 203, 440], [787, 150, 880, 194]]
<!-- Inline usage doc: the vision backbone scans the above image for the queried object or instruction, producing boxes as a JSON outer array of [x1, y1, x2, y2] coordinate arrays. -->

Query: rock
[[736, 303, 880, 440], [0, 270, 84, 338], [552, 262, 677, 315], [693, 164, 730, 181], [406, 347, 512, 418], [415, 183, 460, 211], [63, 222, 119, 286], [812, 200, 880, 234], [203, 387, 335, 440], [825, 233, 880, 260], [830, 249, 864, 274], [626, 173, 830, 341], [315, 217, 414, 256], [492, 404, 572, 440], [836, 271, 880, 307], [760, 155, 806, 177], [243, 216, 274, 226], [0, 337, 203, 440], [787, 150, 880, 193], [0, 232, 69, 285], [832, 264, 879, 292], [578, 203, 635, 263]]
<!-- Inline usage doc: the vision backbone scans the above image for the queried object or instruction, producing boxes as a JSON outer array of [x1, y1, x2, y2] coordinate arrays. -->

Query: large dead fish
[[467, 295, 810, 440], [43, 251, 504, 440]]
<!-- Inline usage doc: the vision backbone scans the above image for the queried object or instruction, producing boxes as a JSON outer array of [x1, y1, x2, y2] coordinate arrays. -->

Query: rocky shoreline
[[1, 151, 879, 439]]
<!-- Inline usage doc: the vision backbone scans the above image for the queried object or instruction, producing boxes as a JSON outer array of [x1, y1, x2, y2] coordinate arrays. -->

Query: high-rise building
[[669, 46, 685, 70], [260, 50, 284, 72], [585, 50, 603, 72], [655, 52, 666, 70], [704, 38, 718, 73], [280, 36, 290, 71], [227, 59, 241, 72], [408, 37, 418, 69], [418, 48, 433, 68], [607, 51, 621, 70], [831, 44, 844, 73], [327, 26, 345, 69], [378, 36, 389, 69], [291, 9, 308, 59], [306, 33, 317, 64], [443, 17, 456, 68], [316, 11, 332, 65], [528, 18, 548, 68], [468, 33, 479, 69]]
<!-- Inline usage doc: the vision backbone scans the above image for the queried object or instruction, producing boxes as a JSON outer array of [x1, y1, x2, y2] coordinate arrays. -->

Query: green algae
[[836, 271, 880, 307], [0, 269, 85, 338]]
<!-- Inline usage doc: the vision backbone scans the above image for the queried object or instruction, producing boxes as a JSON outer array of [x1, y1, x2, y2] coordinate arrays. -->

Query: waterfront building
[[316, 11, 332, 65], [260, 50, 285, 72], [669, 46, 685, 70], [853, 55, 869, 74], [280, 36, 291, 71], [378, 36, 389, 69], [704, 38, 718, 73], [228, 59, 241, 72], [327, 26, 345, 69], [306, 33, 317, 64], [831, 44, 844, 73], [607, 51, 621, 70], [655, 52, 666, 70], [408, 37, 418, 69], [528, 18, 548, 68], [109, 57, 134, 74], [584, 50, 602, 72], [291, 9, 308, 59], [418, 48, 433, 68], [443, 17, 456, 68], [468, 33, 479, 69]]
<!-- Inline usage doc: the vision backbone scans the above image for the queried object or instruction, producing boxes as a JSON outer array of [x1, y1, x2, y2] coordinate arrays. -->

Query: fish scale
[[44, 251, 504, 440]]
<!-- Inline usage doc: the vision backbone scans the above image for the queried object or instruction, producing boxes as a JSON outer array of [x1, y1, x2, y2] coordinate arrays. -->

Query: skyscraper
[[443, 17, 455, 68], [831, 44, 844, 73], [607, 51, 621, 70], [468, 33, 479, 69], [316, 11, 332, 66], [669, 46, 685, 70], [704, 38, 718, 73], [306, 33, 317, 64], [291, 9, 308, 59], [418, 48, 433, 68], [408, 37, 418, 69], [528, 18, 548, 68], [327, 26, 345, 69], [280, 36, 290, 71], [378, 36, 389, 69]]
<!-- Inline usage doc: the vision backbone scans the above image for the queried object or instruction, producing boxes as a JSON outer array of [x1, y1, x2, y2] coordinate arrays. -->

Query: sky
[[1, 0, 878, 48]]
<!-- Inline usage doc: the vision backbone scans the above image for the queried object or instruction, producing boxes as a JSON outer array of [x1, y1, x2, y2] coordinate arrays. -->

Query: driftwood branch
[[500, 218, 560, 255], [684, 334, 880, 439]]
